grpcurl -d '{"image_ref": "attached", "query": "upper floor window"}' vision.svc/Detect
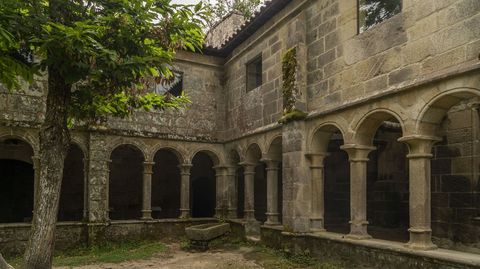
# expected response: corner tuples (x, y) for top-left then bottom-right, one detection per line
(358, 0), (402, 33)
(151, 71), (184, 97)
(246, 56), (262, 92)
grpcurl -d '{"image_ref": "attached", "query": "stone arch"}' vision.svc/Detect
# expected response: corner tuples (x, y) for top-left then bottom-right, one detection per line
(190, 151), (217, 218)
(0, 136), (35, 223)
(108, 138), (148, 162)
(353, 109), (406, 146)
(189, 148), (221, 166)
(415, 87), (480, 136)
(245, 143), (263, 163)
(108, 144), (145, 220)
(70, 138), (88, 159)
(0, 133), (37, 160)
(310, 122), (346, 153)
(266, 136), (282, 161)
(150, 145), (185, 164)
(59, 143), (85, 221)
(151, 148), (182, 219)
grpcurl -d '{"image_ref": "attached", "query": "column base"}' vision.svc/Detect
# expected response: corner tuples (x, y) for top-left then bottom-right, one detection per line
(265, 212), (280, 226)
(180, 209), (190, 219)
(310, 217), (326, 232)
(141, 210), (152, 220)
(405, 228), (437, 250)
(346, 220), (371, 240)
(227, 208), (238, 219)
(244, 210), (255, 221)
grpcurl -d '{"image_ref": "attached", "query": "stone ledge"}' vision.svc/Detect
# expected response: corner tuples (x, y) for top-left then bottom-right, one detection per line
(305, 232), (480, 268)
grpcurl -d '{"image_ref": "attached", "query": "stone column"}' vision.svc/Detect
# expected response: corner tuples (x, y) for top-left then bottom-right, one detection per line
(32, 156), (40, 213)
(241, 162), (256, 221)
(105, 160), (112, 221)
(341, 144), (375, 239)
(261, 159), (281, 226)
(399, 135), (440, 250)
(83, 158), (89, 220)
(225, 165), (238, 219)
(213, 166), (226, 218)
(306, 153), (328, 232)
(178, 164), (192, 218)
(141, 161), (154, 220)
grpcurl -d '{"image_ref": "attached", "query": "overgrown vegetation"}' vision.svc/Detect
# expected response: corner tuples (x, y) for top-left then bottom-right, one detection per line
(280, 47), (307, 124)
(5, 241), (168, 268)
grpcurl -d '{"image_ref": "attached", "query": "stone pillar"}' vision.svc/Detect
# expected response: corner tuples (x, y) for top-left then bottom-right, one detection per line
(241, 162), (256, 221)
(213, 166), (226, 218)
(399, 135), (440, 250)
(105, 160), (112, 221)
(32, 156), (40, 213)
(141, 161), (154, 220)
(178, 164), (192, 218)
(261, 159), (281, 226)
(306, 153), (328, 232)
(341, 144), (375, 239)
(83, 158), (89, 220)
(225, 165), (238, 219)
(282, 120), (311, 233)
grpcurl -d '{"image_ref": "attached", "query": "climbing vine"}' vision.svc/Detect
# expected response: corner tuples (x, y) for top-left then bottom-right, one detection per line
(279, 47), (307, 124)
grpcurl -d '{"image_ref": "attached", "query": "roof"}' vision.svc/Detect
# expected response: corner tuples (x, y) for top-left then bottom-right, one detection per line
(203, 0), (293, 57)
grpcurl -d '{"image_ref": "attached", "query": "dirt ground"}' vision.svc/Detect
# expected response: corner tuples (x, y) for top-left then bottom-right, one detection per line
(55, 245), (264, 269)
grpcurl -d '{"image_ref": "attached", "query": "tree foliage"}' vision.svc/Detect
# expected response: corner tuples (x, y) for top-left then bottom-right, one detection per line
(203, 0), (263, 27)
(1, 0), (209, 122)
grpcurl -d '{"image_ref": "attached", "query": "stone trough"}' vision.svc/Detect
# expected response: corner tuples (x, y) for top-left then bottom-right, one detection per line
(185, 223), (230, 251)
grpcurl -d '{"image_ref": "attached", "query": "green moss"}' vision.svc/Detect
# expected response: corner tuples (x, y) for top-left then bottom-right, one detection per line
(281, 47), (307, 123)
(278, 109), (308, 124)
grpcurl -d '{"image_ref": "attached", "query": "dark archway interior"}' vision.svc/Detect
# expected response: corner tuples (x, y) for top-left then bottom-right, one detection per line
(367, 121), (409, 242)
(0, 139), (34, 223)
(191, 152), (216, 218)
(109, 145), (144, 220)
(324, 132), (350, 233)
(236, 166), (245, 218)
(58, 144), (84, 222)
(152, 149), (181, 219)
(254, 163), (267, 222)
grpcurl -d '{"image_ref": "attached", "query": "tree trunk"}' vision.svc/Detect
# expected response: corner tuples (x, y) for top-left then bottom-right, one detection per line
(24, 68), (71, 269)
(0, 254), (14, 269)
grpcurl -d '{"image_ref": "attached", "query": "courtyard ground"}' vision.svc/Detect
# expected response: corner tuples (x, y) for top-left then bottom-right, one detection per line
(6, 237), (352, 269)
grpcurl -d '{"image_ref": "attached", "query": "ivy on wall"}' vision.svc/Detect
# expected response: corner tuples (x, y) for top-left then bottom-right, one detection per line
(279, 47), (307, 124)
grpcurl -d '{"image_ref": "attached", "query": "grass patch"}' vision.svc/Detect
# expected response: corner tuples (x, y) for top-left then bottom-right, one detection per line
(6, 240), (168, 268)
(208, 235), (345, 269)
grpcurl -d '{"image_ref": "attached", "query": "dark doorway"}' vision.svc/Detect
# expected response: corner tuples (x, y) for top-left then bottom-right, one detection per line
(254, 163), (267, 222)
(109, 145), (144, 220)
(324, 133), (350, 234)
(0, 160), (34, 223)
(191, 152), (216, 218)
(152, 149), (181, 219)
(367, 121), (409, 242)
(0, 138), (34, 223)
(58, 144), (85, 221)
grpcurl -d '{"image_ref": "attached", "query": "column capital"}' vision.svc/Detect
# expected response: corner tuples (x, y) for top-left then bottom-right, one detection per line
(239, 162), (256, 173)
(398, 135), (441, 157)
(143, 161), (155, 174)
(305, 152), (329, 167)
(213, 165), (227, 172)
(260, 158), (281, 170)
(340, 144), (376, 162)
(178, 163), (193, 175)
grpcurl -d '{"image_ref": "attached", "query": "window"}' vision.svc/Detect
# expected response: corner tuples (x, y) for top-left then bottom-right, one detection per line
(151, 71), (184, 97)
(246, 56), (263, 92)
(358, 0), (401, 33)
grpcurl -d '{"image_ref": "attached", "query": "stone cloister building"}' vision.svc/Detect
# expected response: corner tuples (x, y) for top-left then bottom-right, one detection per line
(1, 0), (480, 267)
